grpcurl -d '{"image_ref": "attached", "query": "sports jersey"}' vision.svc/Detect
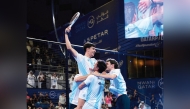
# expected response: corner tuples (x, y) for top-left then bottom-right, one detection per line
(82, 75), (105, 109)
(109, 69), (127, 96)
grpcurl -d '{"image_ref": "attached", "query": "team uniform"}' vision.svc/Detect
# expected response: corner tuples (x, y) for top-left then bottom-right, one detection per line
(69, 74), (82, 105)
(69, 53), (96, 108)
(82, 75), (105, 109)
(109, 69), (130, 109)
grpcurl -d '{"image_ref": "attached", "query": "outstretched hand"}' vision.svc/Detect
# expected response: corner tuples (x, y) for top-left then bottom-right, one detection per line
(65, 27), (71, 34)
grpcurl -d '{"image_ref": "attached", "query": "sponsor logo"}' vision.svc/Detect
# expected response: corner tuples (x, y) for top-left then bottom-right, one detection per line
(49, 91), (56, 98)
(96, 10), (109, 24)
(87, 16), (95, 28)
(137, 81), (155, 89)
(84, 29), (109, 43)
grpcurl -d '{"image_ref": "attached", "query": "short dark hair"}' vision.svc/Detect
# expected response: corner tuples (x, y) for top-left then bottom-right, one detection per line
(83, 42), (95, 52)
(106, 58), (119, 69)
(97, 60), (107, 73)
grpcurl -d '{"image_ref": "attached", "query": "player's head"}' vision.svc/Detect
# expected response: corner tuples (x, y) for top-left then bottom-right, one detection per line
(29, 70), (33, 75)
(83, 42), (96, 57)
(106, 58), (119, 71)
(93, 60), (107, 73)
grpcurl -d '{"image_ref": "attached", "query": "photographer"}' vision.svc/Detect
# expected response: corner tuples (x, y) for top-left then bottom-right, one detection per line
(51, 72), (58, 89)
(37, 71), (44, 88)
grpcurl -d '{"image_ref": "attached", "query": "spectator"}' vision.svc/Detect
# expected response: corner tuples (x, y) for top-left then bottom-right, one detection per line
(38, 93), (44, 103)
(51, 73), (58, 89)
(102, 104), (108, 109)
(48, 101), (55, 109)
(27, 98), (36, 109)
(133, 106), (138, 109)
(29, 40), (33, 47)
(44, 93), (50, 104)
(27, 71), (36, 88)
(41, 74), (46, 89)
(105, 92), (113, 109)
(58, 74), (64, 81)
(26, 42), (31, 53)
(68, 58), (72, 72)
(150, 94), (156, 109)
(57, 64), (63, 73)
(104, 85), (109, 93)
(32, 58), (36, 69)
(68, 74), (74, 90)
(36, 57), (42, 70)
(45, 54), (50, 65)
(132, 89), (139, 107)
(139, 101), (147, 109)
(32, 93), (38, 103)
(26, 92), (30, 108)
(55, 102), (64, 109)
(59, 93), (66, 108)
(137, 96), (141, 106)
(36, 45), (40, 58)
(50, 54), (57, 66)
(37, 71), (44, 88)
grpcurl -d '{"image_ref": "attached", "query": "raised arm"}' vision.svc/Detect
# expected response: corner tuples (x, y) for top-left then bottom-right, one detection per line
(65, 26), (78, 57)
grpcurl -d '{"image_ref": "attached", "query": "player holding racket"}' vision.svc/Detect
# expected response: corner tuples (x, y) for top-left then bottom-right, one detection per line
(65, 26), (97, 109)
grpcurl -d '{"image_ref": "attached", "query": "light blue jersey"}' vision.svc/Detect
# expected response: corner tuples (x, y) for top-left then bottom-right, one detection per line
(74, 53), (97, 76)
(109, 69), (127, 96)
(69, 74), (82, 105)
(82, 75), (105, 109)
(70, 53), (97, 104)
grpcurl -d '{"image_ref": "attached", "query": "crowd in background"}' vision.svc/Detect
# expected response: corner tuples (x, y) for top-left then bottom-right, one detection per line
(27, 92), (66, 109)
(26, 40), (65, 69)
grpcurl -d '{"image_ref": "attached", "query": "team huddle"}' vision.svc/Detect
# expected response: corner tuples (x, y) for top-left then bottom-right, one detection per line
(65, 27), (130, 109)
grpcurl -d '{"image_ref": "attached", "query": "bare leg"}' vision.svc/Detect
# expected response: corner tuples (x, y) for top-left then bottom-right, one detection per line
(74, 98), (85, 109)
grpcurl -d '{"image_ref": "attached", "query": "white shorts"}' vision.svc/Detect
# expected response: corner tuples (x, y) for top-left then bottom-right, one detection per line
(78, 87), (88, 100)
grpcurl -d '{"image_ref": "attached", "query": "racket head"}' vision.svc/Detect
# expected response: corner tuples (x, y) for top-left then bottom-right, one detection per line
(69, 12), (80, 28)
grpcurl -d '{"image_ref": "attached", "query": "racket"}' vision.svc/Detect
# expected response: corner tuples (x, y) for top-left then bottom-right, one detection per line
(68, 12), (80, 28)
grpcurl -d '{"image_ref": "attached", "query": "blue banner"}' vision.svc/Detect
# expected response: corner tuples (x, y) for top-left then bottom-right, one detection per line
(27, 88), (66, 102)
(69, 0), (119, 58)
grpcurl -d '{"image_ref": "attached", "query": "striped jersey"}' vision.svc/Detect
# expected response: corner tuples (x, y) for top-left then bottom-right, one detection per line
(70, 53), (97, 104)
(82, 75), (105, 109)
(109, 69), (127, 96)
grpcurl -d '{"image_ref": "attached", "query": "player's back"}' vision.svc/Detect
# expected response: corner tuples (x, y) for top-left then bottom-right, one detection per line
(85, 75), (105, 109)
